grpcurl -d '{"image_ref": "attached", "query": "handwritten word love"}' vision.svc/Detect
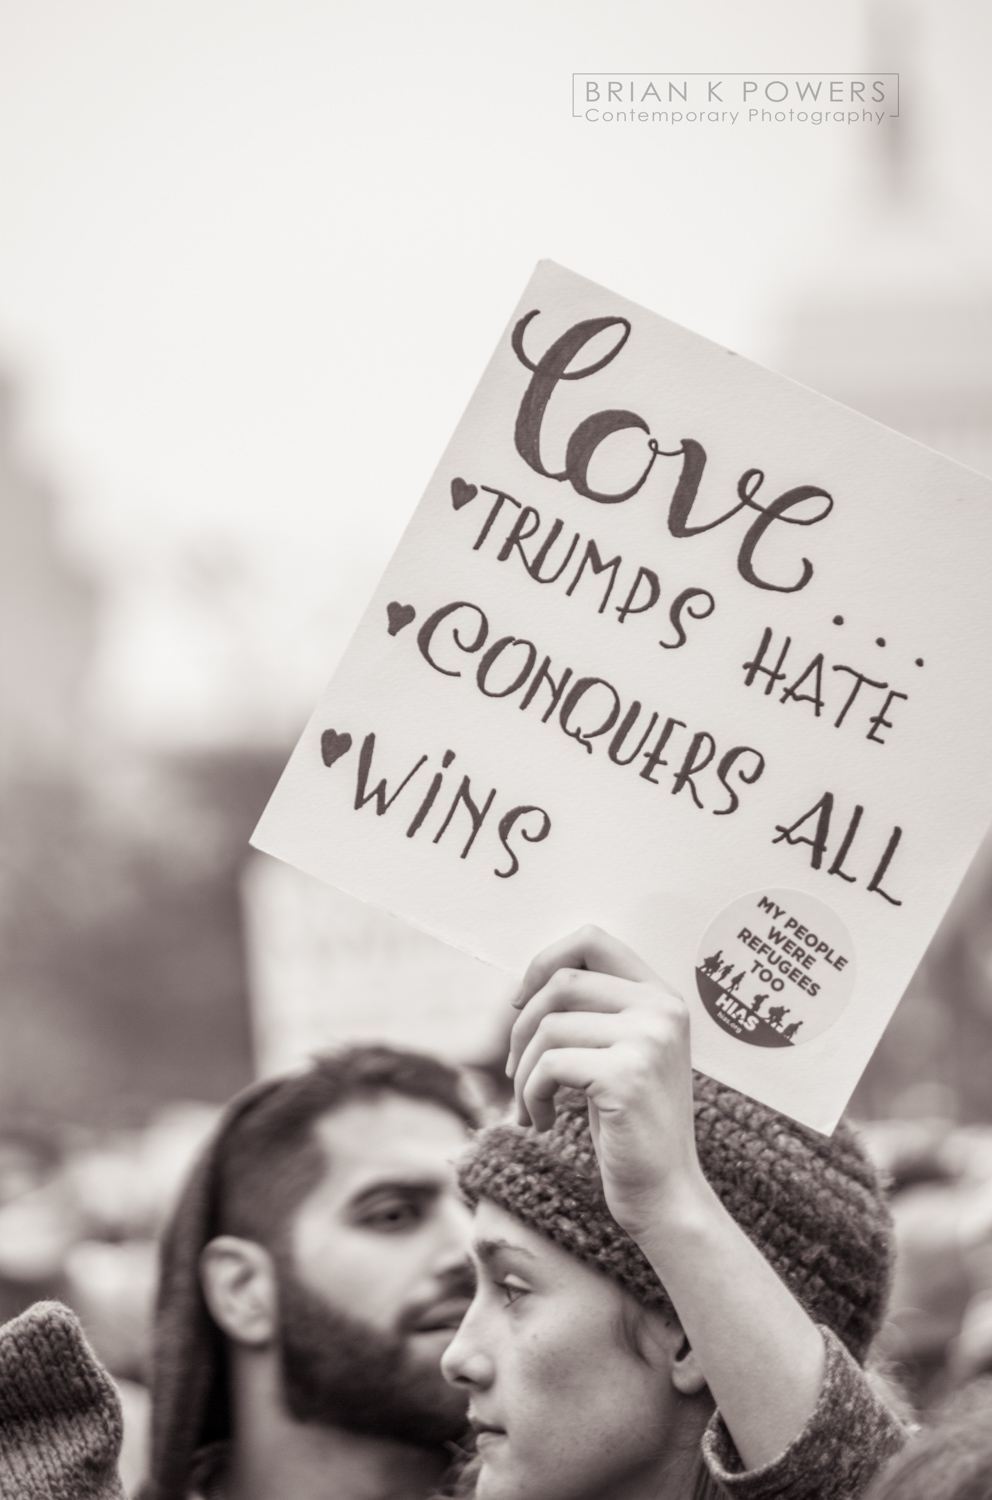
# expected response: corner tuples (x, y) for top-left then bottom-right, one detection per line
(512, 311), (834, 594)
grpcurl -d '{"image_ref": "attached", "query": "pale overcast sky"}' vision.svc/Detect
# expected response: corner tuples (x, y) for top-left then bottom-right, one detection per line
(0, 0), (988, 744)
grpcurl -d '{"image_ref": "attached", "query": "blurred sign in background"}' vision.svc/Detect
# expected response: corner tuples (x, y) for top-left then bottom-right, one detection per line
(0, 0), (991, 1488)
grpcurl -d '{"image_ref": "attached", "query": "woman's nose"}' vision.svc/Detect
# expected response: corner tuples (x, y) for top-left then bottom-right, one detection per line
(441, 1302), (495, 1390)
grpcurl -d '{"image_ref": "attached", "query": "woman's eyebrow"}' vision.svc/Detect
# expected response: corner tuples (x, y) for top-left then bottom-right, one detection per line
(474, 1236), (537, 1264)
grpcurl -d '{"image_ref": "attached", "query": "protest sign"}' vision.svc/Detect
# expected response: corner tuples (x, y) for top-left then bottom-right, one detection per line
(252, 260), (992, 1132)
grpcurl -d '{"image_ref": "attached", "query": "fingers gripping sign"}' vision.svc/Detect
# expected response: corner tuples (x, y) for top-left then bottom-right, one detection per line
(506, 926), (706, 1240)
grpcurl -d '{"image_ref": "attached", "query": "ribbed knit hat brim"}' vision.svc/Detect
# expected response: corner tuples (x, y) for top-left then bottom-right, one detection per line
(459, 1074), (893, 1364)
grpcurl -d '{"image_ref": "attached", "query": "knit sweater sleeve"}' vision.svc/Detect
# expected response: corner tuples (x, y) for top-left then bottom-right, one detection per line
(0, 1300), (126, 1500)
(700, 1327), (908, 1500)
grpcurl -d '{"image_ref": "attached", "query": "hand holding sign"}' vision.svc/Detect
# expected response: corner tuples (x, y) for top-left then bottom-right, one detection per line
(506, 925), (699, 1237)
(252, 260), (992, 1131)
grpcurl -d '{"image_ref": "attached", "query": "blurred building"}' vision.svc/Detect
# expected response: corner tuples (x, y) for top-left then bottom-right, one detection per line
(776, 91), (992, 478)
(773, 14), (992, 1122)
(0, 375), (97, 781)
(0, 373), (265, 1135)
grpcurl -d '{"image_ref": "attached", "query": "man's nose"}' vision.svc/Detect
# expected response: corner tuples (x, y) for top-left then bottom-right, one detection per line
(441, 1297), (494, 1389)
(432, 1190), (474, 1275)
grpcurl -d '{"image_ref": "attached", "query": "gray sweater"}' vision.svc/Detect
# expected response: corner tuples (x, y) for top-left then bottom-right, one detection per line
(703, 1327), (908, 1499)
(0, 1301), (126, 1500)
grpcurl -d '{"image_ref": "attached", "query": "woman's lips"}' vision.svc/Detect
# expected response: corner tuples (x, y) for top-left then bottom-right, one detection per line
(475, 1431), (506, 1451)
(470, 1417), (507, 1448)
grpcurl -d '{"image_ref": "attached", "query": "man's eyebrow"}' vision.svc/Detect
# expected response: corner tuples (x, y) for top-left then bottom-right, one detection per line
(348, 1179), (442, 1208)
(474, 1236), (538, 1264)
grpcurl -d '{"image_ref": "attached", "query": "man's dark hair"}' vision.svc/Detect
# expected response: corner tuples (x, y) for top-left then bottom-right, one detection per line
(144, 1044), (478, 1500)
(214, 1044), (478, 1250)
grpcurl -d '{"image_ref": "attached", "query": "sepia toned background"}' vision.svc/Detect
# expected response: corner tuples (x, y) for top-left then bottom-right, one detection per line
(1, 0), (991, 1489)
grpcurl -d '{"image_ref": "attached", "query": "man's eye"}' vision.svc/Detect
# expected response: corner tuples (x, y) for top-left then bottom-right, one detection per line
(359, 1199), (422, 1231)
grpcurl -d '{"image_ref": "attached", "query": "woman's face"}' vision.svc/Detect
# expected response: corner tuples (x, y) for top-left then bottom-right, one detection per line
(441, 1200), (687, 1500)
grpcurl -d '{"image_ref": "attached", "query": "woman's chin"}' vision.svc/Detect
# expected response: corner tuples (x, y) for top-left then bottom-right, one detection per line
(474, 1448), (515, 1500)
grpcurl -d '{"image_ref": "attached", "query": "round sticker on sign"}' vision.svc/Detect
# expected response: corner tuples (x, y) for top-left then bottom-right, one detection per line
(695, 889), (855, 1048)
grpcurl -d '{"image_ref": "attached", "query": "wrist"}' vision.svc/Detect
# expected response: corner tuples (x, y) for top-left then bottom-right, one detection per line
(624, 1170), (726, 1268)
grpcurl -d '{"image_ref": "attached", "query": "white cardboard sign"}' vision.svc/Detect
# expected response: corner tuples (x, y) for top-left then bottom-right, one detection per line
(252, 260), (992, 1132)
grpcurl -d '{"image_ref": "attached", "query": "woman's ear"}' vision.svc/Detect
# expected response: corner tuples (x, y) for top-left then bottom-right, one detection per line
(670, 1333), (708, 1396)
(200, 1236), (279, 1347)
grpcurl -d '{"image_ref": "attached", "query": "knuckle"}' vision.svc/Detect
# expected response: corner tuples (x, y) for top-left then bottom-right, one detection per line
(649, 988), (689, 1029)
(608, 1037), (645, 1075)
(528, 1048), (551, 1080)
(624, 1048), (655, 1085)
(639, 1017), (670, 1050)
(550, 967), (581, 998)
(600, 1050), (626, 1086)
(535, 1012), (564, 1043)
(619, 1009), (667, 1047)
(652, 982), (684, 1011)
(665, 996), (691, 1035)
(642, 1008), (672, 1044)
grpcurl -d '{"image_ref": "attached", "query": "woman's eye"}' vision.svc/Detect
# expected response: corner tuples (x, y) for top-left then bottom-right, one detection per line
(497, 1275), (530, 1306)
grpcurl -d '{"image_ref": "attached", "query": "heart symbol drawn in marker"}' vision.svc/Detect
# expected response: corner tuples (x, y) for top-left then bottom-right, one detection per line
(320, 729), (353, 768)
(386, 602), (416, 636)
(450, 477), (478, 510)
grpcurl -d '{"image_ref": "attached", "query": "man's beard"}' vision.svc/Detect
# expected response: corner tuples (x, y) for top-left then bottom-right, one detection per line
(275, 1259), (470, 1447)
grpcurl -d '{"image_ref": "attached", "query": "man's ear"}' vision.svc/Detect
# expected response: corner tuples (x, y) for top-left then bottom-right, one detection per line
(670, 1333), (708, 1397)
(199, 1236), (279, 1347)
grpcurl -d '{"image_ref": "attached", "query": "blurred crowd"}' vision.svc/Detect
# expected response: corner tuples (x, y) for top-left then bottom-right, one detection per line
(862, 1117), (992, 1402)
(0, 1102), (219, 1490)
(1, 1062), (992, 1494)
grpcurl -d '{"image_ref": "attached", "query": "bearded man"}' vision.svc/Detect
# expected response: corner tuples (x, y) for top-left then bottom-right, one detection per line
(143, 1045), (478, 1500)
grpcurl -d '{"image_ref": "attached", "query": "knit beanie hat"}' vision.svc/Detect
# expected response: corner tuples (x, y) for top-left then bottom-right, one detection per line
(0, 1301), (126, 1500)
(459, 1075), (893, 1365)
